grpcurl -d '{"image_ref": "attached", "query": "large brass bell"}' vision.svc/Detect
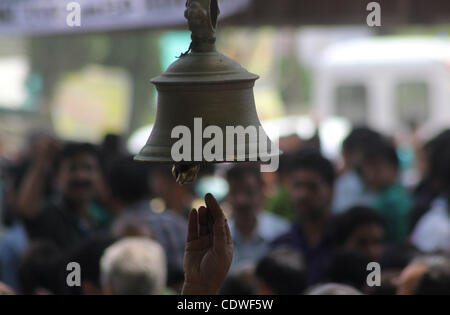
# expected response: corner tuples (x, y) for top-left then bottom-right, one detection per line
(135, 0), (279, 184)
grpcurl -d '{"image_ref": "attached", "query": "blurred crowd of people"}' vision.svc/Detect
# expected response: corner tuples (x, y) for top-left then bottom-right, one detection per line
(0, 126), (449, 295)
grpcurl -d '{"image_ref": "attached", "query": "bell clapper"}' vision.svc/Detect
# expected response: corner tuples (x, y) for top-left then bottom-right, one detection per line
(172, 163), (201, 185)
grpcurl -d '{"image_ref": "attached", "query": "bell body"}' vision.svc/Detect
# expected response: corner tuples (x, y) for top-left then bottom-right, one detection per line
(135, 0), (279, 165)
(135, 51), (279, 163)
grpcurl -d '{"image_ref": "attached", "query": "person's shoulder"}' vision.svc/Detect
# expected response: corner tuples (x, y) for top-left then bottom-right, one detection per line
(411, 198), (450, 252)
(259, 211), (290, 241)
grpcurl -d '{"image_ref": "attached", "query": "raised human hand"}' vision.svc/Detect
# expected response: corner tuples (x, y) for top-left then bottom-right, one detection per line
(182, 193), (233, 295)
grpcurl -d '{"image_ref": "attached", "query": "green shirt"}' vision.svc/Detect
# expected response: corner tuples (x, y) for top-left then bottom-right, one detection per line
(265, 185), (295, 222)
(373, 182), (412, 242)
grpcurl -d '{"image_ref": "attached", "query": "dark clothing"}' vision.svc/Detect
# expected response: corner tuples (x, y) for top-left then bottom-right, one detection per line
(271, 220), (335, 285)
(23, 197), (111, 252)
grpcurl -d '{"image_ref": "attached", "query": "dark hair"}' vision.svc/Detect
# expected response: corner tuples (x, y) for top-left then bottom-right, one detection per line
(334, 206), (386, 246)
(65, 234), (117, 295)
(363, 138), (399, 169)
(343, 127), (382, 156)
(54, 142), (99, 171)
(255, 247), (307, 295)
(427, 134), (450, 194)
(219, 275), (257, 295)
(18, 241), (64, 295)
(107, 156), (152, 204)
(289, 150), (336, 187)
(225, 163), (263, 186)
(326, 249), (372, 291)
(414, 263), (450, 295)
(380, 241), (420, 271)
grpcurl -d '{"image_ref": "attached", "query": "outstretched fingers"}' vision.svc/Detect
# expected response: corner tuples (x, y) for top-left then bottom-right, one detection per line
(205, 193), (225, 222)
(205, 194), (231, 249)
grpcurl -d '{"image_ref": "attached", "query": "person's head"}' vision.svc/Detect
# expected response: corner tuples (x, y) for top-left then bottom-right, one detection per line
(18, 241), (64, 295)
(361, 139), (399, 190)
(255, 247), (307, 295)
(107, 156), (151, 207)
(287, 150), (335, 221)
(306, 283), (362, 295)
(226, 164), (264, 218)
(342, 127), (382, 170)
(220, 263), (258, 295)
(334, 206), (386, 260)
(220, 275), (257, 295)
(369, 242), (420, 295)
(54, 142), (101, 204)
(278, 134), (303, 154)
(100, 238), (167, 295)
(67, 235), (117, 295)
(380, 242), (420, 272)
(326, 249), (372, 291)
(414, 262), (450, 295)
(111, 215), (154, 239)
(100, 134), (125, 158)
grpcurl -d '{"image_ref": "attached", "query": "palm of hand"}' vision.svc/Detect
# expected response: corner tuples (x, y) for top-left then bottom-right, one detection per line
(184, 235), (232, 290)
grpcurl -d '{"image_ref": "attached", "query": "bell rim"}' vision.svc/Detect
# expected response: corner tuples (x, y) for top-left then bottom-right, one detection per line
(151, 74), (259, 85)
(134, 151), (282, 164)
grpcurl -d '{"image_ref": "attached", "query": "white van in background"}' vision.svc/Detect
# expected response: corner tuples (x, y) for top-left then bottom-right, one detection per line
(313, 38), (450, 140)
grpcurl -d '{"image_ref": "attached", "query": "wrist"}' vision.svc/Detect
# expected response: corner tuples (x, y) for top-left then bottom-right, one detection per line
(181, 282), (218, 295)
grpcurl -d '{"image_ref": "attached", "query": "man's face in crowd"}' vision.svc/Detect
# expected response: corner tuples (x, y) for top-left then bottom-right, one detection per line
(228, 176), (264, 218)
(344, 149), (364, 170)
(288, 169), (332, 221)
(345, 223), (385, 261)
(56, 153), (100, 203)
(361, 159), (398, 191)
